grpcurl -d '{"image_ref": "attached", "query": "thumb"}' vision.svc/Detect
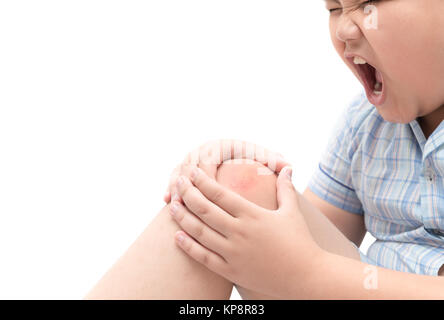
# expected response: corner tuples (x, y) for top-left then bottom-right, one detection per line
(275, 153), (292, 174)
(276, 166), (299, 211)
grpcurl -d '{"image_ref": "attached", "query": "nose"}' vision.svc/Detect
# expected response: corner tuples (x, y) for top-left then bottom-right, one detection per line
(335, 14), (361, 42)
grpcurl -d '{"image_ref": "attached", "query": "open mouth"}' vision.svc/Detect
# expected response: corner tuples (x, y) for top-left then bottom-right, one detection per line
(347, 56), (386, 106)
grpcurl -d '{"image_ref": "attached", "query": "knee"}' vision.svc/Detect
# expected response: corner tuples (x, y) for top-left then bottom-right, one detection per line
(216, 159), (278, 210)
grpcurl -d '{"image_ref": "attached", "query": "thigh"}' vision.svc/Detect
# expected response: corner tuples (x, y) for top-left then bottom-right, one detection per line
(216, 160), (361, 299)
(85, 204), (233, 299)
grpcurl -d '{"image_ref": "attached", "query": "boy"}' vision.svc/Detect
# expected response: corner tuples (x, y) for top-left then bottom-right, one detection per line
(86, 0), (444, 299)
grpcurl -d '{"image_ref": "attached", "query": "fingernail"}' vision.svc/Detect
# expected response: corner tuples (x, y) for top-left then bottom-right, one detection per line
(172, 193), (180, 202)
(177, 233), (185, 243)
(177, 176), (184, 188)
(285, 167), (293, 180)
(190, 167), (199, 182)
(164, 191), (170, 201)
(170, 201), (179, 216)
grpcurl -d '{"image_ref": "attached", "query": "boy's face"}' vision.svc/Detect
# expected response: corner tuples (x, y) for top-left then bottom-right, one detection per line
(326, 0), (444, 125)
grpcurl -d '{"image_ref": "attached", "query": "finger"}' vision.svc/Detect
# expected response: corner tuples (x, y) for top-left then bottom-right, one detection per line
(167, 164), (184, 204)
(175, 175), (236, 236)
(169, 201), (229, 254)
(196, 140), (273, 174)
(188, 140), (291, 182)
(175, 230), (229, 278)
(165, 164), (180, 202)
(197, 163), (218, 181)
(275, 166), (300, 212)
(255, 149), (291, 176)
(196, 140), (222, 180)
(222, 140), (291, 175)
(179, 166), (264, 218)
(274, 153), (292, 174)
(163, 191), (171, 203)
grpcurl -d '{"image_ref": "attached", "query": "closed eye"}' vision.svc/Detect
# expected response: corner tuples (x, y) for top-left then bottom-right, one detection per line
(326, 0), (381, 14)
(324, 0), (342, 13)
(328, 7), (342, 13)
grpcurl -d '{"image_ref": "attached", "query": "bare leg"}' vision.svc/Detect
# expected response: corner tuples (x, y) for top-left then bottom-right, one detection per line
(85, 159), (361, 299)
(84, 202), (233, 299)
(215, 160), (361, 299)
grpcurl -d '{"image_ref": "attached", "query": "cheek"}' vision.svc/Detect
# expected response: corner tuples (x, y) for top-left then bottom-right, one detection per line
(370, 14), (428, 88)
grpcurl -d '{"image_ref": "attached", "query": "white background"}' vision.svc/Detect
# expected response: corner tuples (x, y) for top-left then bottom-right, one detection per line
(0, 1), (374, 299)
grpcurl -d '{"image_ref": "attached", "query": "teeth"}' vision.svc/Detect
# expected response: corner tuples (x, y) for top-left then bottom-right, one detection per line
(353, 56), (367, 64)
(374, 82), (382, 95)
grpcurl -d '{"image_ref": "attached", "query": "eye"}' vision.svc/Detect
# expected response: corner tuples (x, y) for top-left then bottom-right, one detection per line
(328, 8), (342, 13)
(360, 0), (379, 8)
(325, 0), (342, 14)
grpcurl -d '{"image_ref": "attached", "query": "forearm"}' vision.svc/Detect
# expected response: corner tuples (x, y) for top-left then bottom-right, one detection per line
(291, 251), (444, 299)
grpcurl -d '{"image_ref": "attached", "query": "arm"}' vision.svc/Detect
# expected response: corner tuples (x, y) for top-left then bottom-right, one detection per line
(300, 252), (444, 299)
(169, 165), (444, 299)
(299, 190), (444, 299)
(302, 187), (367, 247)
(299, 191), (444, 298)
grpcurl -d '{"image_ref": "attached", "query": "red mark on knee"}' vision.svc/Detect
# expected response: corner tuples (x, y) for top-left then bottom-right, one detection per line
(228, 176), (256, 191)
(226, 169), (258, 191)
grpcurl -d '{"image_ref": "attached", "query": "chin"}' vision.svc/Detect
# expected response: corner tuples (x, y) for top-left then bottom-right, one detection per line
(376, 107), (414, 124)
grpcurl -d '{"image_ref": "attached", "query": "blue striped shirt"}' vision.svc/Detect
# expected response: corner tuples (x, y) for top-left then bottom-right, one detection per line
(308, 91), (444, 276)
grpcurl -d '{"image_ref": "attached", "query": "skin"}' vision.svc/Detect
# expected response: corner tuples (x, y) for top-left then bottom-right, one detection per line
(170, 1), (444, 297)
(87, 1), (444, 298)
(329, 0), (444, 276)
(85, 159), (363, 299)
(173, 163), (444, 298)
(327, 0), (444, 137)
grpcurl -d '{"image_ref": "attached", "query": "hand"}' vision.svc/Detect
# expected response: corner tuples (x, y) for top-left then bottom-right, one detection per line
(168, 165), (324, 299)
(163, 139), (290, 204)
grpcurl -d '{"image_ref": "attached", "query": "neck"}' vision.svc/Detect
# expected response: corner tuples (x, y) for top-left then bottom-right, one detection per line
(417, 104), (444, 140)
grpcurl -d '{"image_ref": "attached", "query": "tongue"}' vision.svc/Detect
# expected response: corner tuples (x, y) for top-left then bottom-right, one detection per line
(375, 68), (383, 83)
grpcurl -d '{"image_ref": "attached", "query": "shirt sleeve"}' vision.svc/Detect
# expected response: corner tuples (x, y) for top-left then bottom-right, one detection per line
(307, 92), (369, 215)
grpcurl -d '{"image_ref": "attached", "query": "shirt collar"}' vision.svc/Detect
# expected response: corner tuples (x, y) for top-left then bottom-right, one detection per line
(409, 119), (444, 160)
